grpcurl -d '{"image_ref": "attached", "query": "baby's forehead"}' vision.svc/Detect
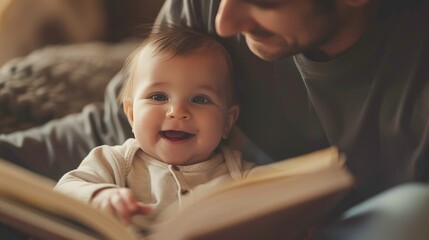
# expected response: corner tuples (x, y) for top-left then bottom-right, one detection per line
(133, 47), (234, 96)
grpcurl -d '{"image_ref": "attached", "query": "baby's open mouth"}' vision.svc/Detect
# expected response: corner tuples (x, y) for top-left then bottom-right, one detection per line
(160, 130), (194, 141)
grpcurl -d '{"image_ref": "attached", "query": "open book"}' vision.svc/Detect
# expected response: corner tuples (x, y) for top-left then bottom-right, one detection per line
(0, 147), (354, 240)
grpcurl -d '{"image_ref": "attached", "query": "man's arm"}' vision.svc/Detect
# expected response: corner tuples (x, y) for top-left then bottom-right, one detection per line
(0, 73), (132, 180)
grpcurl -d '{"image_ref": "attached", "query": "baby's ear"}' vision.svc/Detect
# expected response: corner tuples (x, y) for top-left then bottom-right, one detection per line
(122, 100), (134, 126)
(223, 105), (240, 139)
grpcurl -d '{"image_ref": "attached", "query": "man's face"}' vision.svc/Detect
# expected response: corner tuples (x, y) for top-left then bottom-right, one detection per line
(215, 0), (340, 61)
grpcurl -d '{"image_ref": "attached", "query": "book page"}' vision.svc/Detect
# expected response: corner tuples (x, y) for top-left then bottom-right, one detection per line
(0, 198), (99, 240)
(0, 160), (138, 240)
(151, 147), (354, 240)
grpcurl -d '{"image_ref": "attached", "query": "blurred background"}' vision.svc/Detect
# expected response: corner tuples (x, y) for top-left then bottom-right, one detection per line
(0, 0), (165, 133)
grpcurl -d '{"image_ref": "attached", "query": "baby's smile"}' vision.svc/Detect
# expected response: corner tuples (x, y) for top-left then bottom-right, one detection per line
(160, 130), (194, 141)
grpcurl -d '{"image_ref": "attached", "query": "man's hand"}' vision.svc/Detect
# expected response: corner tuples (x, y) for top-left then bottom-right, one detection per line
(91, 187), (151, 226)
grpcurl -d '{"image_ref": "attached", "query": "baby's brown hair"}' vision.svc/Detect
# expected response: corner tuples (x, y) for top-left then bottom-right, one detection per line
(118, 26), (235, 105)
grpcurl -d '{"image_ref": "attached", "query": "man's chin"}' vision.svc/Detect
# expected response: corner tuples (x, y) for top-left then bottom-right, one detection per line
(246, 40), (290, 61)
(249, 46), (283, 61)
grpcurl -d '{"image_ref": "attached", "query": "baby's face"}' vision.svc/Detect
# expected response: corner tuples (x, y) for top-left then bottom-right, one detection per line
(125, 50), (238, 165)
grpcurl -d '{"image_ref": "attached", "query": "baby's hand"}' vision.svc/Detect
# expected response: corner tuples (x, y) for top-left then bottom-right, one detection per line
(91, 187), (151, 226)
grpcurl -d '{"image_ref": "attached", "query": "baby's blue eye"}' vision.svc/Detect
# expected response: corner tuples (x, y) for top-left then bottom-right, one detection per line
(150, 93), (168, 101)
(192, 95), (211, 104)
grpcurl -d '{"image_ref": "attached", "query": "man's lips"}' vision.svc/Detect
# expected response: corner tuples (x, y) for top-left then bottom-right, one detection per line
(160, 130), (194, 141)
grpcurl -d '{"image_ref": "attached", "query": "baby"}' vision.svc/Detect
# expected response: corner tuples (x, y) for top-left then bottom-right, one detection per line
(54, 26), (255, 226)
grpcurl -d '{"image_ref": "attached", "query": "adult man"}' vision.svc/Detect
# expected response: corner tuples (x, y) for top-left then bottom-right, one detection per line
(1, 0), (428, 239)
(155, 1), (429, 238)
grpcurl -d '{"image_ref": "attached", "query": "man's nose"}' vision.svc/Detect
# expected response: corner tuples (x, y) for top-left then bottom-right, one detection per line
(215, 0), (257, 37)
(166, 104), (191, 120)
